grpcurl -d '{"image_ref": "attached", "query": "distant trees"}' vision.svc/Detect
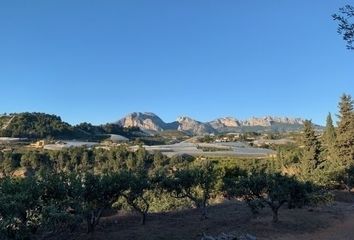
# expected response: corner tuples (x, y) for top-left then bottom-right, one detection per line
(75, 122), (99, 135)
(100, 123), (140, 136)
(0, 151), (21, 176)
(20, 151), (50, 172)
(275, 143), (302, 171)
(333, 5), (354, 50)
(197, 135), (215, 143)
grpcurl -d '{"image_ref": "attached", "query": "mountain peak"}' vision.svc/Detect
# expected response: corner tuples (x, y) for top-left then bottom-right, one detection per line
(175, 116), (214, 135)
(210, 117), (241, 128)
(117, 113), (308, 135)
(117, 112), (166, 132)
(176, 116), (197, 123)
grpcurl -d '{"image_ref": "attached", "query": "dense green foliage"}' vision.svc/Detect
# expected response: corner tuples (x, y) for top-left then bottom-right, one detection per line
(223, 170), (322, 223)
(322, 113), (336, 162)
(275, 143), (302, 169)
(0, 177), (42, 239)
(160, 160), (219, 219)
(300, 120), (323, 182)
(335, 94), (354, 167)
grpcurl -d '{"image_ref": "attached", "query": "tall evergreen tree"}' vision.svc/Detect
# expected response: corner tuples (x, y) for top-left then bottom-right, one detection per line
(335, 94), (354, 167)
(301, 120), (322, 181)
(322, 113), (337, 161)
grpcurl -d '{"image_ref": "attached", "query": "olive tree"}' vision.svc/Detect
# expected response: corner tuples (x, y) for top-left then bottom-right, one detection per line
(81, 172), (128, 233)
(39, 172), (83, 234)
(162, 160), (219, 219)
(119, 171), (151, 225)
(223, 170), (318, 223)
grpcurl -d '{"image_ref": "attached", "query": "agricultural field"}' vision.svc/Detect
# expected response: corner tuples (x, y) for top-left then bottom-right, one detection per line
(131, 141), (275, 158)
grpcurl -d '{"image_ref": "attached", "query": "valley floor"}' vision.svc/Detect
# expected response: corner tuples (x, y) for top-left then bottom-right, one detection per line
(47, 191), (354, 240)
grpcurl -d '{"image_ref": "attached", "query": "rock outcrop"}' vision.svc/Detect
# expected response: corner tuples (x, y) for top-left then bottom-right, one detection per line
(209, 117), (241, 129)
(241, 116), (304, 127)
(117, 112), (308, 135)
(117, 112), (167, 132)
(177, 116), (215, 135)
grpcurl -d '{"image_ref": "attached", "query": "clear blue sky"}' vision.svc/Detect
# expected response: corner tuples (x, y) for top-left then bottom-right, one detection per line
(1, 0), (353, 125)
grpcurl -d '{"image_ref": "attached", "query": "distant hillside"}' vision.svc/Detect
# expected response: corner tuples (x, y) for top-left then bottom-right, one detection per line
(0, 113), (140, 140)
(0, 113), (80, 139)
(117, 112), (319, 135)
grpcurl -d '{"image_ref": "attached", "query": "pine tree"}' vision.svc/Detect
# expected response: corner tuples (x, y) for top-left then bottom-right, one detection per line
(301, 120), (322, 181)
(322, 113), (336, 161)
(335, 94), (354, 167)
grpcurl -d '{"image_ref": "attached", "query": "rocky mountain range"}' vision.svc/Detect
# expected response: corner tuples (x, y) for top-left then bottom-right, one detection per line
(117, 112), (307, 135)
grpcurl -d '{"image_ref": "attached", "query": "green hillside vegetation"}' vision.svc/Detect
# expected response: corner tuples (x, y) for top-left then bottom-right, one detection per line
(0, 113), (78, 139)
(0, 113), (140, 140)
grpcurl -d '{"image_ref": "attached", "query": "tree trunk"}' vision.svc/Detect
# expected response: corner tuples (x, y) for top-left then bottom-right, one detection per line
(87, 212), (95, 233)
(345, 184), (352, 193)
(272, 208), (279, 223)
(200, 205), (208, 220)
(86, 209), (103, 233)
(87, 222), (95, 233)
(141, 212), (146, 225)
(95, 208), (103, 226)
